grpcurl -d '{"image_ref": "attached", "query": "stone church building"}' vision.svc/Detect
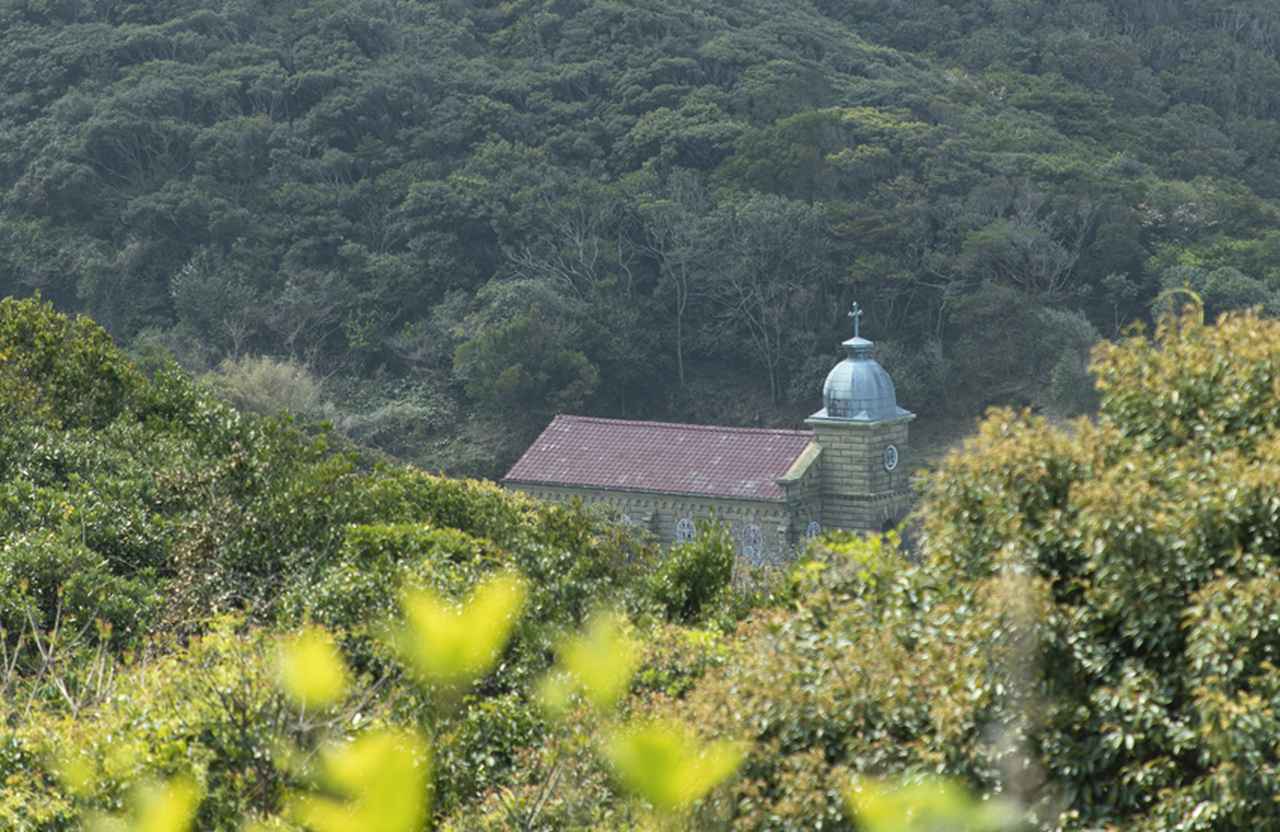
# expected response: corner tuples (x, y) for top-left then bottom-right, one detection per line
(502, 306), (915, 564)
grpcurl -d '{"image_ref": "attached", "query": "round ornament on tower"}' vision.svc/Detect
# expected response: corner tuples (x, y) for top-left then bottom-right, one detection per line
(883, 443), (899, 472)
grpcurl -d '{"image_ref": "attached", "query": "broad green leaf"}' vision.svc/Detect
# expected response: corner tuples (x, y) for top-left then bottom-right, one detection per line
(603, 719), (746, 812)
(846, 777), (1017, 832)
(58, 753), (97, 797)
(392, 572), (527, 688)
(89, 777), (203, 832)
(288, 729), (430, 832)
(277, 626), (350, 709)
(539, 610), (639, 717)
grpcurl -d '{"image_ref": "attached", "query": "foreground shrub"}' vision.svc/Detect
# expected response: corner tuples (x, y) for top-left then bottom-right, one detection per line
(0, 300), (673, 828)
(675, 310), (1280, 830)
(0, 531), (153, 647)
(3, 621), (308, 830)
(0, 296), (143, 433)
(649, 519), (735, 623)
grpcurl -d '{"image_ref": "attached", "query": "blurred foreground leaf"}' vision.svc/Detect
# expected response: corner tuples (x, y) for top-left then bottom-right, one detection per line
(392, 572), (527, 689)
(603, 719), (746, 812)
(538, 610), (639, 716)
(277, 626), (350, 709)
(287, 729), (430, 832)
(846, 777), (1017, 832)
(88, 777), (202, 832)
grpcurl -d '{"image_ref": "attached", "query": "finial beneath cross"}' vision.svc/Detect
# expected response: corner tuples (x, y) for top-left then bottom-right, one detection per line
(848, 301), (863, 339)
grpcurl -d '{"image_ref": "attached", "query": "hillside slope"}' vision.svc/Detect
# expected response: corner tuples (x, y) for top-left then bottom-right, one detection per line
(3, 0), (1280, 472)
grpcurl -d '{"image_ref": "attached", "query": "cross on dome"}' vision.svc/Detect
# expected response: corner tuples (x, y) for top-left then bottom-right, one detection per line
(817, 300), (914, 422)
(848, 301), (863, 339)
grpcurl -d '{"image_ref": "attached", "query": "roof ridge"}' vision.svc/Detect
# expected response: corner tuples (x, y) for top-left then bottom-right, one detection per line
(553, 414), (814, 438)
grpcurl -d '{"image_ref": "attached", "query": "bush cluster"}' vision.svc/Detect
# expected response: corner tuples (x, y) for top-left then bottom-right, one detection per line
(11, 298), (1280, 830)
(667, 309), (1280, 830)
(0, 298), (663, 827)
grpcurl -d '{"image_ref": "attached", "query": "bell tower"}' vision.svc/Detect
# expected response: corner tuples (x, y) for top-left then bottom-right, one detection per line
(805, 303), (915, 532)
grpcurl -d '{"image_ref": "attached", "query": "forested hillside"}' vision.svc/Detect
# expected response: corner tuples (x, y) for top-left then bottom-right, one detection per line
(4, 0), (1280, 472)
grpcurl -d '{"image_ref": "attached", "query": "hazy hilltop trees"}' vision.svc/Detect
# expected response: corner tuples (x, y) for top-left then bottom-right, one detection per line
(3, 0), (1280, 472)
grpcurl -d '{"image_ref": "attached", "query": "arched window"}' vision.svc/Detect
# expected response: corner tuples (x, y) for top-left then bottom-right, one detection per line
(741, 523), (764, 563)
(674, 517), (695, 544)
(620, 514), (633, 526)
(805, 520), (821, 540)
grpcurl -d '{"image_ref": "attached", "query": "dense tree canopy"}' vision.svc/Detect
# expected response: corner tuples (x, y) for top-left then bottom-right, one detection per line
(0, 297), (662, 827)
(4, 0), (1280, 471)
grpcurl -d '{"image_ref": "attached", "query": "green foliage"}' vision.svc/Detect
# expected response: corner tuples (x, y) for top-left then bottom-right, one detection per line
(88, 777), (202, 832)
(534, 606), (746, 825)
(9, 0), (1280, 461)
(281, 523), (503, 656)
(286, 730), (430, 832)
(947, 283), (1101, 414)
(453, 310), (600, 434)
(649, 519), (735, 623)
(277, 627), (350, 711)
(918, 309), (1280, 827)
(0, 300), (670, 828)
(657, 311), (1280, 829)
(0, 296), (143, 431)
(393, 573), (528, 691)
(5, 621), (295, 830)
(13, 22), (1280, 809)
(679, 534), (960, 831)
(0, 531), (152, 645)
(539, 611), (640, 717)
(201, 355), (326, 420)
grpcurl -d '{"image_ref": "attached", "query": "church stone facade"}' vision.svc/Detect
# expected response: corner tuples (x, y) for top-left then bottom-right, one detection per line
(503, 307), (915, 564)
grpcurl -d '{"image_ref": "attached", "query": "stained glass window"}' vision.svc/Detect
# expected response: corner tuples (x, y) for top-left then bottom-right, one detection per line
(742, 523), (764, 562)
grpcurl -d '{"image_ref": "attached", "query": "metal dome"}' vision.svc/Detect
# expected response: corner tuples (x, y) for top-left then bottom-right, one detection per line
(812, 303), (914, 423)
(820, 337), (912, 421)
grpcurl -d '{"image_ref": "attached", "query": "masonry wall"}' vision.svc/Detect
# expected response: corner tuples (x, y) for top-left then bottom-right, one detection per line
(807, 418), (913, 532)
(506, 484), (807, 564)
(779, 452), (824, 544)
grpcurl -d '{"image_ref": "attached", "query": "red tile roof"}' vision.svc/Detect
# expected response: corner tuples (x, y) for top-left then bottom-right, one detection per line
(503, 415), (815, 502)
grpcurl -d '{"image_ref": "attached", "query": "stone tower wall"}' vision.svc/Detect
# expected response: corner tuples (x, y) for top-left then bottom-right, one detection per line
(808, 418), (913, 532)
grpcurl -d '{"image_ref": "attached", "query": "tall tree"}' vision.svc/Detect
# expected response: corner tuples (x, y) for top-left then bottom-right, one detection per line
(634, 169), (711, 387)
(706, 194), (831, 403)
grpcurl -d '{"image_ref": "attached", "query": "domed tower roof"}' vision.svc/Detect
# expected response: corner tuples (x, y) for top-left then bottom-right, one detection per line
(812, 303), (914, 423)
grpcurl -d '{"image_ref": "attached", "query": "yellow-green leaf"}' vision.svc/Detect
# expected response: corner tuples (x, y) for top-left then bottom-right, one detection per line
(287, 729), (430, 832)
(540, 610), (639, 717)
(58, 753), (97, 797)
(603, 719), (746, 812)
(89, 777), (203, 832)
(392, 572), (527, 688)
(277, 626), (350, 709)
(846, 777), (1017, 832)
